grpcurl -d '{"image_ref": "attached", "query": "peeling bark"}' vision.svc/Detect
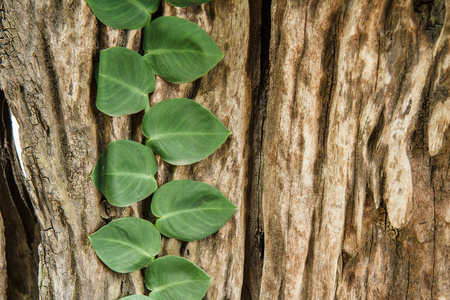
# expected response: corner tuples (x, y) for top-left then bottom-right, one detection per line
(0, 0), (449, 299)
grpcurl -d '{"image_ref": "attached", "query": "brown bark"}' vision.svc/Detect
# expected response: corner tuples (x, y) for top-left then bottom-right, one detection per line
(0, 0), (449, 299)
(250, 1), (450, 299)
(151, 3), (251, 300)
(0, 1), (146, 299)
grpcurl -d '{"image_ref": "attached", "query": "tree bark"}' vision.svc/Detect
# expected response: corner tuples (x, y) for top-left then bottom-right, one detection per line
(0, 0), (449, 300)
(0, 1), (146, 298)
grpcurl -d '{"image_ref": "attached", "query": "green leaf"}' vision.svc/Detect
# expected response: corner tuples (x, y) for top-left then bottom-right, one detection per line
(96, 47), (155, 117)
(142, 98), (230, 165)
(120, 295), (151, 300)
(152, 180), (236, 241)
(86, 0), (160, 29)
(143, 16), (224, 83)
(145, 256), (211, 300)
(90, 140), (158, 207)
(165, 0), (211, 7)
(89, 217), (161, 273)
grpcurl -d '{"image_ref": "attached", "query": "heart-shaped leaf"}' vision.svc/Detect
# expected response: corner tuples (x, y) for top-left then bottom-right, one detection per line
(96, 47), (155, 117)
(152, 180), (236, 241)
(89, 217), (161, 273)
(120, 295), (151, 300)
(145, 256), (211, 300)
(86, 0), (160, 29)
(143, 16), (224, 83)
(142, 98), (230, 165)
(90, 140), (158, 207)
(165, 0), (211, 7)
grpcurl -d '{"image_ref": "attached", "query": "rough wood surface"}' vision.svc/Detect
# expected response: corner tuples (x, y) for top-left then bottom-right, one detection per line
(0, 1), (146, 299)
(150, 2), (251, 299)
(0, 0), (449, 299)
(252, 0), (450, 299)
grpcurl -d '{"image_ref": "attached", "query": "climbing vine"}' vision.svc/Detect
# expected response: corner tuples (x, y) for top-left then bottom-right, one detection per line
(85, 0), (235, 299)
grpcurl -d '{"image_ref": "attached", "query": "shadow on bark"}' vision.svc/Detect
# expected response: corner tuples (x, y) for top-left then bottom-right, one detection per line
(0, 90), (40, 299)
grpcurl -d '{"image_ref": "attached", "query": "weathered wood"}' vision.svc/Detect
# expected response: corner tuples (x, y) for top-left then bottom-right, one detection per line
(0, 1), (146, 299)
(0, 0), (449, 299)
(153, 2), (251, 299)
(254, 0), (450, 299)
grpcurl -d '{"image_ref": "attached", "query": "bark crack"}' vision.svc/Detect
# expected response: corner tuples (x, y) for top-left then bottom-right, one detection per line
(0, 90), (39, 299)
(242, 0), (271, 298)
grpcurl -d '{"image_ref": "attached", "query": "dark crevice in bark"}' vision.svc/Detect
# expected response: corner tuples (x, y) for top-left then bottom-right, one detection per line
(179, 241), (189, 257)
(389, 239), (407, 299)
(41, 31), (73, 188)
(405, 255), (411, 298)
(367, 107), (385, 160)
(377, 154), (387, 218)
(409, 41), (444, 299)
(40, 29), (87, 297)
(185, 77), (203, 101)
(242, 0), (271, 299)
(152, 3), (164, 20)
(0, 91), (40, 299)
(364, 225), (375, 300)
(1, 105), (36, 248)
(302, 210), (316, 300)
(316, 10), (340, 234)
(431, 182), (437, 299)
(224, 255), (234, 299)
(413, 0), (445, 42)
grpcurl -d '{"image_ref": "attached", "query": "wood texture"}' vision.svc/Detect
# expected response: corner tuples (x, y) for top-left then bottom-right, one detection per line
(0, 0), (449, 299)
(253, 0), (450, 299)
(150, 3), (251, 299)
(0, 1), (146, 299)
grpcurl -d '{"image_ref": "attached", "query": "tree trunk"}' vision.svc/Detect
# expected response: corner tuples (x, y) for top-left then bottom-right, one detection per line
(0, 0), (449, 299)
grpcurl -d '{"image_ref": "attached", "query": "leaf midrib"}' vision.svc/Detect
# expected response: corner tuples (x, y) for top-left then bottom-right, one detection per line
(145, 48), (219, 58)
(157, 206), (230, 220)
(98, 172), (154, 179)
(151, 279), (208, 292)
(99, 73), (146, 95)
(149, 131), (227, 141)
(96, 237), (153, 258)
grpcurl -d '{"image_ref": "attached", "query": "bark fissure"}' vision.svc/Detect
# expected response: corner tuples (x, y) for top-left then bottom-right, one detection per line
(242, 0), (271, 298)
(0, 91), (39, 299)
